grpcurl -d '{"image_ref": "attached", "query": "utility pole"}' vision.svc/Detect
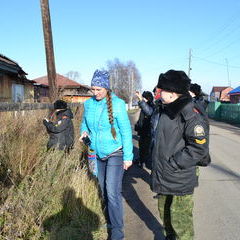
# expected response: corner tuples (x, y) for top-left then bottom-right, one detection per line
(40, 0), (57, 102)
(188, 48), (192, 78)
(225, 58), (231, 87)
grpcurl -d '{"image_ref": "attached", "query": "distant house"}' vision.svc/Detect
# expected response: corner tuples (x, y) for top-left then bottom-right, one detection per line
(210, 86), (233, 102)
(33, 74), (92, 102)
(228, 86), (240, 104)
(0, 54), (35, 103)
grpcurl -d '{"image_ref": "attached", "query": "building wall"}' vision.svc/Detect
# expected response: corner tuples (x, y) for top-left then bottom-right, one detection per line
(230, 95), (240, 104)
(63, 95), (91, 103)
(0, 74), (34, 102)
(220, 87), (233, 102)
(0, 75), (12, 102)
(24, 84), (35, 102)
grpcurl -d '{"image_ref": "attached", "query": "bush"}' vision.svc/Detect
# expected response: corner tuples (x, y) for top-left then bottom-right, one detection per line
(0, 109), (107, 240)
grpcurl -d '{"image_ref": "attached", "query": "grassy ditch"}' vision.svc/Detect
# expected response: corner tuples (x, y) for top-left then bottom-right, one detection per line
(0, 109), (107, 240)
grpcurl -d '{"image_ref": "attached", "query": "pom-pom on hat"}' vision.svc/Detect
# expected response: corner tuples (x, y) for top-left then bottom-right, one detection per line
(91, 70), (110, 89)
(54, 100), (68, 110)
(157, 70), (191, 94)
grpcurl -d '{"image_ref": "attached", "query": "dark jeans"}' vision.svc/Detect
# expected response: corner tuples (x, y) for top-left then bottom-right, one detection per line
(97, 155), (124, 240)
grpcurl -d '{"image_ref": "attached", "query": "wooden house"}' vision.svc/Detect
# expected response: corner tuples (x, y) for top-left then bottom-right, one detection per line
(33, 74), (92, 102)
(0, 54), (35, 102)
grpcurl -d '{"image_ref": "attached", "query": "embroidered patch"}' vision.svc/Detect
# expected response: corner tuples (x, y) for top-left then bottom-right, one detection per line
(194, 125), (205, 137)
(195, 138), (206, 144)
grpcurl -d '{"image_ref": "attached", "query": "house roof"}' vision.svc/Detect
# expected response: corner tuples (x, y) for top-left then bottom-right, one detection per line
(33, 74), (90, 89)
(0, 54), (27, 75)
(211, 86), (229, 92)
(228, 86), (240, 95)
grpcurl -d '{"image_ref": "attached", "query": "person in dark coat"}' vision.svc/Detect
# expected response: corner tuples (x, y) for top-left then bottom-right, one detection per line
(151, 70), (209, 240)
(189, 83), (209, 115)
(43, 100), (74, 152)
(135, 88), (162, 170)
(135, 91), (154, 168)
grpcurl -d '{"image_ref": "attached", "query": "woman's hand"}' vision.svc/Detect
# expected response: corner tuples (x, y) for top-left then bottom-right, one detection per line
(79, 131), (89, 142)
(123, 161), (133, 170)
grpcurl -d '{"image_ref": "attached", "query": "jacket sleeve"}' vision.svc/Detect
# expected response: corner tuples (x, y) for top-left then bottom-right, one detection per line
(80, 103), (89, 134)
(138, 101), (154, 116)
(43, 118), (70, 133)
(116, 101), (133, 161)
(170, 116), (209, 169)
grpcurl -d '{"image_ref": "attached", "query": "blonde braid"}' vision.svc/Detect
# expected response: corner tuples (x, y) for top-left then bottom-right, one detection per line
(106, 91), (117, 139)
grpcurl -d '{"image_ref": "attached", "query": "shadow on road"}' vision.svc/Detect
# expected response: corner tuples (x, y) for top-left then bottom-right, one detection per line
(210, 119), (240, 136)
(123, 145), (165, 240)
(210, 163), (240, 180)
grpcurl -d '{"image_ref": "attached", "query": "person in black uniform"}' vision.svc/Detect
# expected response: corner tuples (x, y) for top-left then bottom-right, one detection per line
(135, 91), (154, 168)
(151, 70), (210, 240)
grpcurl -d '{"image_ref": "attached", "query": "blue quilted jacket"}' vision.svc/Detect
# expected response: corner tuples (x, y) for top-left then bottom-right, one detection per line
(80, 93), (133, 161)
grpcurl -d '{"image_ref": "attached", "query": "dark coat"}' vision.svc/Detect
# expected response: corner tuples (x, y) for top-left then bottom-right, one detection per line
(193, 96), (209, 115)
(151, 95), (209, 196)
(138, 99), (162, 145)
(135, 101), (154, 137)
(43, 109), (74, 150)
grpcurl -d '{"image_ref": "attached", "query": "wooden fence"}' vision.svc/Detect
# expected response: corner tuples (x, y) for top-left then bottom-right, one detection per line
(0, 102), (83, 112)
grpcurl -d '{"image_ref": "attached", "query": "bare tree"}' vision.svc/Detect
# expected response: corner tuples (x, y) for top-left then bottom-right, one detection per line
(106, 58), (142, 104)
(65, 71), (82, 83)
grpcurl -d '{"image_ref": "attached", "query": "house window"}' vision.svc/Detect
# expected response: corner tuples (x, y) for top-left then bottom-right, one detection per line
(12, 84), (24, 102)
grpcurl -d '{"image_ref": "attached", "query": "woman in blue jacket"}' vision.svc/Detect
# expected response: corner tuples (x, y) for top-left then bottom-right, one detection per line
(80, 70), (133, 240)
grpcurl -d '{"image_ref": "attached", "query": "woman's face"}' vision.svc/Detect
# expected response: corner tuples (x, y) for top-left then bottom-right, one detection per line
(91, 86), (108, 100)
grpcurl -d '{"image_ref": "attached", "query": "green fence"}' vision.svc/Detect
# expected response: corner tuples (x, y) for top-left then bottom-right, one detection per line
(208, 102), (240, 123)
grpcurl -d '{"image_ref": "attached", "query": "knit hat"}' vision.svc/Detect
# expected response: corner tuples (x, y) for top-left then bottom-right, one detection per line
(91, 70), (110, 89)
(157, 70), (191, 94)
(190, 83), (202, 97)
(54, 100), (68, 110)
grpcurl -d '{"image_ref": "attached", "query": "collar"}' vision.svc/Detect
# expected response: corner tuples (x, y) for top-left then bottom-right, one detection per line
(163, 94), (192, 119)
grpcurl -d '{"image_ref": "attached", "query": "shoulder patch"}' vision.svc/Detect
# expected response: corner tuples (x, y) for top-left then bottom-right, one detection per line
(195, 138), (206, 144)
(194, 125), (205, 137)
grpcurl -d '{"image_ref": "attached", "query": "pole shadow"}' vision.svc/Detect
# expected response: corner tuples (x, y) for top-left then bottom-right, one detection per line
(42, 187), (100, 240)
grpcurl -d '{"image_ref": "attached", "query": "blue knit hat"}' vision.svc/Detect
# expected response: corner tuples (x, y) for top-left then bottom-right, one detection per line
(91, 70), (110, 89)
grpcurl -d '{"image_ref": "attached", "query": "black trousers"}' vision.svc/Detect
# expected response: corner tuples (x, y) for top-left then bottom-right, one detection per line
(138, 135), (152, 168)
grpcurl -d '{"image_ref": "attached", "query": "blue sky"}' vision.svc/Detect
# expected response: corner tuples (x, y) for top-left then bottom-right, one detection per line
(1, 0), (240, 94)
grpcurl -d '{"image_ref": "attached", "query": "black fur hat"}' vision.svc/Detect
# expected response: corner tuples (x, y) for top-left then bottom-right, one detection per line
(190, 83), (202, 97)
(142, 91), (154, 102)
(54, 100), (68, 110)
(157, 70), (191, 94)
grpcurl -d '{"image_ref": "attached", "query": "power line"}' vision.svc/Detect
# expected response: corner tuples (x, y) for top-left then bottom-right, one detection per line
(196, 10), (240, 51)
(203, 35), (240, 58)
(193, 55), (240, 69)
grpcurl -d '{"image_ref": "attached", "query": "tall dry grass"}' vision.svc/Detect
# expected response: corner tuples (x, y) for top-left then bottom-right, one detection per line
(0, 109), (107, 240)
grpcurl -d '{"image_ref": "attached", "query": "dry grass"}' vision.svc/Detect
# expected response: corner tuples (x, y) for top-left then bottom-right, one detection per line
(0, 109), (107, 240)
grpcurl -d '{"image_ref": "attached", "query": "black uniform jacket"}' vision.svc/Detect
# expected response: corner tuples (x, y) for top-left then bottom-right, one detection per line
(43, 108), (74, 150)
(151, 95), (209, 196)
